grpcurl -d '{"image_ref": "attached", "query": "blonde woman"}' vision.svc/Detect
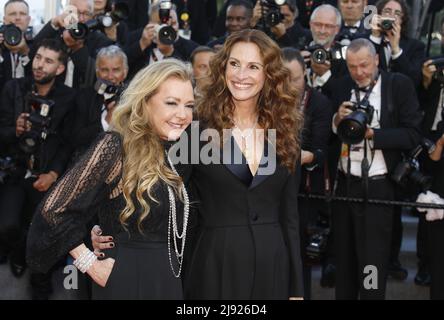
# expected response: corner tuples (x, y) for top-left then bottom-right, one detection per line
(26, 59), (195, 299)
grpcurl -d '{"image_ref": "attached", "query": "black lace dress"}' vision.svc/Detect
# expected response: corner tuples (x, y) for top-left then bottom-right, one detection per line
(26, 132), (190, 300)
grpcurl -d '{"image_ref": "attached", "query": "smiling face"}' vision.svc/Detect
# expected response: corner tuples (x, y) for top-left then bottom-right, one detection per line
(381, 0), (403, 25)
(145, 77), (194, 141)
(310, 8), (340, 47)
(96, 55), (128, 85)
(225, 42), (265, 108)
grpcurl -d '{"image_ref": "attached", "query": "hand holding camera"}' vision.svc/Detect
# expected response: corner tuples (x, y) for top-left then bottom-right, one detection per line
(15, 113), (31, 137)
(139, 23), (156, 51)
(311, 58), (331, 77)
(422, 59), (438, 89)
(336, 100), (375, 145)
(62, 29), (85, 52)
(334, 101), (355, 127)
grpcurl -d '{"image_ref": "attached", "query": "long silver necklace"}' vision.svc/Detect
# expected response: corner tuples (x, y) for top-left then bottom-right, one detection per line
(165, 150), (190, 278)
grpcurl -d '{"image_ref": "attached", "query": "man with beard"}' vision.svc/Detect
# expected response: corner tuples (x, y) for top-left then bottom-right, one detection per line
(303, 5), (349, 101)
(0, 39), (76, 300)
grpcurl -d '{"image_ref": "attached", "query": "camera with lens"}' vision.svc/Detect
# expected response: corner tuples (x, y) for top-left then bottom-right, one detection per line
(19, 95), (54, 155)
(391, 139), (435, 192)
(260, 0), (286, 28)
(88, 1), (130, 32)
(94, 78), (125, 106)
(307, 43), (347, 65)
(337, 99), (375, 145)
(155, 0), (177, 45)
(429, 57), (444, 84)
(69, 16), (114, 40)
(305, 215), (330, 264)
(0, 24), (23, 47)
(379, 17), (396, 31)
(68, 1), (130, 41)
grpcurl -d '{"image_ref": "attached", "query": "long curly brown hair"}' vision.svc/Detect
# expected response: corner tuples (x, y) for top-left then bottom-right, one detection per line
(197, 29), (303, 172)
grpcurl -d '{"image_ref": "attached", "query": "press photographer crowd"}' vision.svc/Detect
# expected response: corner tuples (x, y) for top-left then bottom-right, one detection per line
(0, 0), (444, 301)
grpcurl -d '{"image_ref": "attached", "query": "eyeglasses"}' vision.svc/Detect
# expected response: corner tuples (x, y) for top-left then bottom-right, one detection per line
(381, 8), (403, 18)
(310, 21), (337, 31)
(77, 11), (93, 20)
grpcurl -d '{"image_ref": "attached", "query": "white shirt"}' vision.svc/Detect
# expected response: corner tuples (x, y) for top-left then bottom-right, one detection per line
(370, 35), (403, 66)
(149, 48), (164, 65)
(100, 93), (115, 132)
(10, 52), (29, 79)
(344, 21), (362, 34)
(431, 85), (444, 131)
(64, 59), (75, 88)
(332, 75), (388, 177)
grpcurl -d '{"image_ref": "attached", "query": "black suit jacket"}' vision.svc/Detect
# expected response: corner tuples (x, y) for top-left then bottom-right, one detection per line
(0, 41), (33, 93)
(371, 35), (425, 87)
(300, 88), (333, 194)
(31, 22), (113, 88)
(173, 0), (218, 45)
(418, 80), (442, 134)
(124, 28), (199, 79)
(123, 0), (149, 31)
(182, 123), (303, 299)
(0, 77), (76, 176)
(71, 87), (106, 155)
(328, 71), (422, 177)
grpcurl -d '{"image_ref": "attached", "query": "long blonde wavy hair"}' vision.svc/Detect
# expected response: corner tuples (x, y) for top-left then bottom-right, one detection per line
(197, 29), (303, 173)
(111, 59), (193, 232)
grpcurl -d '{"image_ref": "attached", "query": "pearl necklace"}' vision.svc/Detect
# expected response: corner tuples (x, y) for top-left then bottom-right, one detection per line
(165, 150), (190, 278)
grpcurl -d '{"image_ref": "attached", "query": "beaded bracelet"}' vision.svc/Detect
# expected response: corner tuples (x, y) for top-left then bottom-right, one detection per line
(73, 249), (97, 273)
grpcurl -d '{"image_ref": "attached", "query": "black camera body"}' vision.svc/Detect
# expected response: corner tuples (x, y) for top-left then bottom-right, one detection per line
(307, 43), (346, 65)
(261, 0), (285, 28)
(0, 24), (22, 47)
(156, 0), (177, 45)
(19, 95), (54, 154)
(391, 139), (435, 192)
(305, 216), (330, 264)
(337, 100), (375, 145)
(429, 57), (444, 84)
(379, 18), (395, 31)
(69, 17), (111, 40)
(94, 78), (125, 106)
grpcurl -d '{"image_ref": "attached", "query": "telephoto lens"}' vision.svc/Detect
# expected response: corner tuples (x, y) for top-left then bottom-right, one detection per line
(0, 24), (23, 46)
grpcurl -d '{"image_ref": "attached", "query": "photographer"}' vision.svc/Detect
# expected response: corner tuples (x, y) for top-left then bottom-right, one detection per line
(369, 0), (425, 87)
(0, 0), (33, 93)
(283, 47), (334, 299)
(304, 4), (349, 98)
(330, 38), (421, 299)
(92, 0), (129, 46)
(207, 0), (253, 50)
(337, 0), (371, 40)
(0, 39), (76, 300)
(417, 59), (444, 299)
(249, 0), (310, 49)
(123, 1), (198, 80)
(32, 0), (113, 88)
(71, 45), (127, 158)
